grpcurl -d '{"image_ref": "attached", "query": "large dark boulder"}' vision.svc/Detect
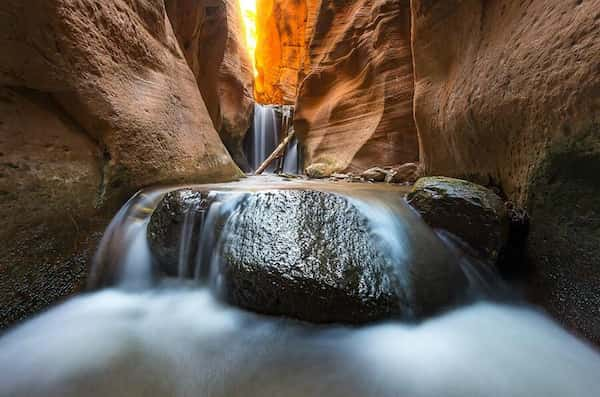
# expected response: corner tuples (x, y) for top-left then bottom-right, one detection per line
(407, 177), (509, 263)
(218, 189), (467, 323)
(147, 188), (467, 324)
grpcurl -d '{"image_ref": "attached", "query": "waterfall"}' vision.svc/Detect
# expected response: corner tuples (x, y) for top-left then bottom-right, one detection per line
(2, 180), (600, 396)
(281, 105), (301, 174)
(245, 104), (301, 174)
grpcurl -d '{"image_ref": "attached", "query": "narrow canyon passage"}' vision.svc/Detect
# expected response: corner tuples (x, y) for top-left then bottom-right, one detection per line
(0, 0), (599, 396)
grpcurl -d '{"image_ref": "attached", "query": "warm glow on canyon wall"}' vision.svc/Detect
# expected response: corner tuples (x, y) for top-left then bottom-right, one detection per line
(238, 0), (258, 77)
(254, 0), (307, 104)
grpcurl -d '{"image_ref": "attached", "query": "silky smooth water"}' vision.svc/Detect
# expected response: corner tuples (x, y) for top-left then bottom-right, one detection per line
(1, 178), (599, 397)
(245, 104), (300, 174)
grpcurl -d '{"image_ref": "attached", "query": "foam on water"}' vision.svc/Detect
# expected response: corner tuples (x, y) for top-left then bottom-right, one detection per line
(0, 288), (599, 397)
(1, 179), (599, 396)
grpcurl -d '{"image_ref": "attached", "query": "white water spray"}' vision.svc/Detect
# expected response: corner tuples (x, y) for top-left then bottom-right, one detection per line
(245, 104), (300, 174)
(1, 180), (599, 396)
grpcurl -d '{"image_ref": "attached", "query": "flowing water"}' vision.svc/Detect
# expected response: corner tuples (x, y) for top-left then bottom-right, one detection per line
(1, 177), (599, 397)
(245, 104), (300, 174)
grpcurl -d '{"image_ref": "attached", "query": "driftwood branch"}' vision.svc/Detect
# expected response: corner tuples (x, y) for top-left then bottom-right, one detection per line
(255, 128), (295, 175)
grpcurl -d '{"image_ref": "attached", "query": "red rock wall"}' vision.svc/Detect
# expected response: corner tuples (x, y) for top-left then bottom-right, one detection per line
(254, 0), (307, 104)
(166, 0), (254, 167)
(0, 0), (241, 327)
(294, 0), (418, 173)
(412, 0), (600, 342)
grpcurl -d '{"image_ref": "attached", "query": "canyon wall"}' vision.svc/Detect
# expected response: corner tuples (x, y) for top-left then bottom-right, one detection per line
(254, 0), (307, 104)
(294, 0), (419, 174)
(412, 0), (600, 342)
(166, 0), (254, 169)
(0, 0), (241, 327)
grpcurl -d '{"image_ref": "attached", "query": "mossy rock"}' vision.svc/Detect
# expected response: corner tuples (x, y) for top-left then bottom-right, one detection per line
(407, 177), (509, 262)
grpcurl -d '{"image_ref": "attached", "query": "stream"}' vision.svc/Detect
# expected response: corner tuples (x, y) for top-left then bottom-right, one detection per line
(0, 177), (599, 396)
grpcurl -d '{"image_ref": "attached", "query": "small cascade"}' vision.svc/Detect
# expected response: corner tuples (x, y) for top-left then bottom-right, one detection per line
(281, 105), (301, 174)
(3, 179), (600, 396)
(247, 104), (279, 171)
(244, 104), (301, 174)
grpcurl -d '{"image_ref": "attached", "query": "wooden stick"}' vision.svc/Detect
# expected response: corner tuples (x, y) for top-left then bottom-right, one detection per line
(255, 128), (295, 175)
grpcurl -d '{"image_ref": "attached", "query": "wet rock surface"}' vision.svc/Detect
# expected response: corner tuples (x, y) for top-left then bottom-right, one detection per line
(218, 189), (467, 323)
(147, 187), (467, 323)
(407, 177), (508, 263)
(147, 190), (215, 277)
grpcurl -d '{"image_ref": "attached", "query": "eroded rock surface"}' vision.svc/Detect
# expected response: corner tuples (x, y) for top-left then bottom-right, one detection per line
(407, 177), (508, 263)
(166, 0), (254, 168)
(294, 0), (418, 173)
(411, 0), (600, 342)
(0, 0), (240, 327)
(255, 0), (307, 104)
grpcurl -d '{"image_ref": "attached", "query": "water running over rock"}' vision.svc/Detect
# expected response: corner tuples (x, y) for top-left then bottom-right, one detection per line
(244, 104), (300, 174)
(1, 177), (599, 396)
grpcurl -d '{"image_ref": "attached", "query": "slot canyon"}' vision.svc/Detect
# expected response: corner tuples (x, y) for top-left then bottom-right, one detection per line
(0, 0), (599, 395)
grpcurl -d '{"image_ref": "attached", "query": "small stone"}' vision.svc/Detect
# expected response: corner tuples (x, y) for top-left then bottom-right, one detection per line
(305, 162), (336, 178)
(330, 173), (349, 180)
(385, 162), (419, 184)
(361, 167), (388, 182)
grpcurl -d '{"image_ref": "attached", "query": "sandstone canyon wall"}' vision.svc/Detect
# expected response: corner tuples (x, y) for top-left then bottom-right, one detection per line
(166, 0), (255, 169)
(254, 0), (307, 104)
(294, 0), (419, 174)
(412, 0), (600, 342)
(0, 0), (241, 327)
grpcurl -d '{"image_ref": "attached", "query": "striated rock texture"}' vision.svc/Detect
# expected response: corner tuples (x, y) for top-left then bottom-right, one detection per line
(166, 0), (254, 168)
(254, 0), (307, 104)
(294, 0), (418, 174)
(0, 0), (241, 328)
(411, 0), (600, 342)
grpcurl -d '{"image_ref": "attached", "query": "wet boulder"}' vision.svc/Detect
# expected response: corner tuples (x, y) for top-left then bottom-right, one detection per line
(219, 189), (467, 324)
(407, 177), (509, 262)
(147, 189), (212, 276)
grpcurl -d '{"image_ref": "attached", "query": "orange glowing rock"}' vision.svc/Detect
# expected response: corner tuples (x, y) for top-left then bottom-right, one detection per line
(254, 0), (307, 104)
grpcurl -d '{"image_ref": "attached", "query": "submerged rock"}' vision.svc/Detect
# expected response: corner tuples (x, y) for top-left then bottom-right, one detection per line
(407, 177), (508, 262)
(219, 189), (467, 323)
